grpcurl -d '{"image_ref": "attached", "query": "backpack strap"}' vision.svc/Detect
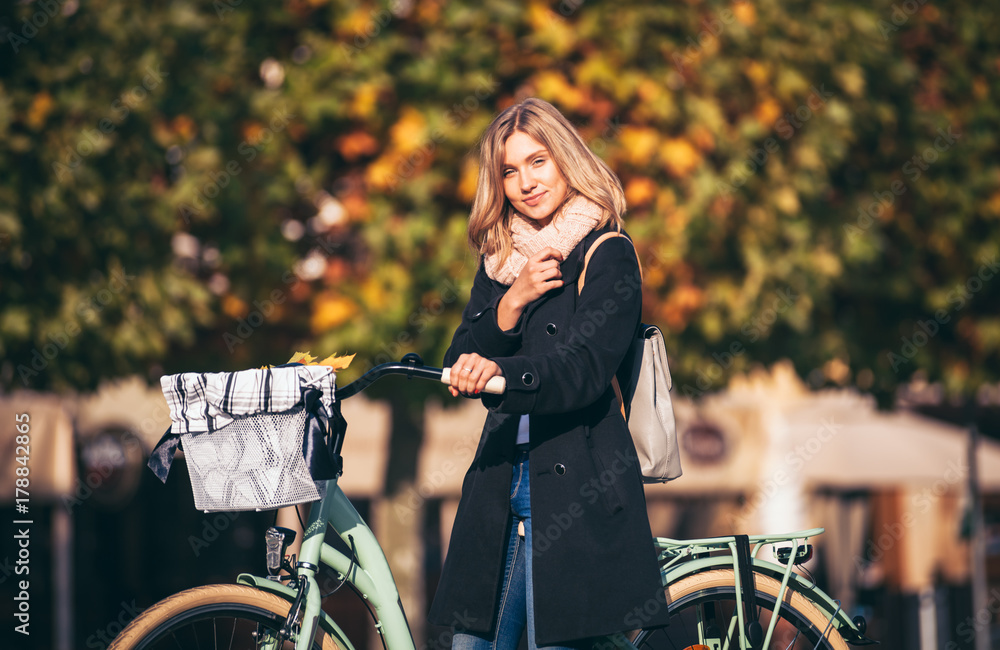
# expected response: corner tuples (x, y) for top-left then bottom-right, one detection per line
(578, 231), (644, 421)
(577, 231), (643, 296)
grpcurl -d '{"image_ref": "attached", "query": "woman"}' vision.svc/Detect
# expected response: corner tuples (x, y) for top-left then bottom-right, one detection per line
(427, 98), (669, 649)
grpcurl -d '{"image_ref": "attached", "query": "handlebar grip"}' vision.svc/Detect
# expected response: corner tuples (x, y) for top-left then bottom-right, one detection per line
(440, 368), (506, 394)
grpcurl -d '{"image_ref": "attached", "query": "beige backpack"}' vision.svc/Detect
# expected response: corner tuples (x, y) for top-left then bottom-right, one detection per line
(579, 232), (682, 483)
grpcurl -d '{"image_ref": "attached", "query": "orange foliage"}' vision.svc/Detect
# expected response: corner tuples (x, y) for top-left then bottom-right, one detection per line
(625, 177), (658, 206)
(659, 139), (702, 178)
(660, 285), (705, 331)
(337, 130), (380, 160)
(27, 92), (54, 129)
(222, 294), (249, 319)
(310, 292), (358, 332)
(754, 98), (782, 128)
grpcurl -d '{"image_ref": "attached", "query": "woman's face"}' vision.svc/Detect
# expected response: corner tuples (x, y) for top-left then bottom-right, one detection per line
(502, 131), (569, 226)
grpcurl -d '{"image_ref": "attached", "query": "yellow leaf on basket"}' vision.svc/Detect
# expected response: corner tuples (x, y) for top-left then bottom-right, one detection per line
(287, 351), (318, 365)
(317, 353), (355, 370)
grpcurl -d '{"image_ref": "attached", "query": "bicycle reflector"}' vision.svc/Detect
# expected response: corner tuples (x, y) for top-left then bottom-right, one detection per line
(265, 526), (298, 578)
(775, 544), (813, 565)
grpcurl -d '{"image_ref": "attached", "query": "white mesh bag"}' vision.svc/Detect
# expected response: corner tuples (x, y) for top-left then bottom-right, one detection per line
(181, 406), (327, 512)
(158, 365), (338, 512)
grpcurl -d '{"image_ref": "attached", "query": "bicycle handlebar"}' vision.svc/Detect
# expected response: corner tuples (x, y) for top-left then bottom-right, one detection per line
(335, 356), (506, 400)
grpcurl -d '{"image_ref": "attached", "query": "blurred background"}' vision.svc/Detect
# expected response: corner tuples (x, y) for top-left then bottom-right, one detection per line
(1, 0), (999, 648)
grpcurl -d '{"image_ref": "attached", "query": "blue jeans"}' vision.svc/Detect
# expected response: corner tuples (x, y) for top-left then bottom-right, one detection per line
(452, 448), (576, 650)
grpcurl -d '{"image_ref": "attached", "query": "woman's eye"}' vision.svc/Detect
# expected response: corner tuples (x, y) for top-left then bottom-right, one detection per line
(503, 169), (514, 177)
(533, 158), (545, 165)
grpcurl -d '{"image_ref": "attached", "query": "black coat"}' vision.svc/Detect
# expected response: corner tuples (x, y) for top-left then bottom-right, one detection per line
(427, 226), (671, 645)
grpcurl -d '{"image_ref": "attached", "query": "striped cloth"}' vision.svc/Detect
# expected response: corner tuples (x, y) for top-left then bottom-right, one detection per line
(160, 365), (337, 435)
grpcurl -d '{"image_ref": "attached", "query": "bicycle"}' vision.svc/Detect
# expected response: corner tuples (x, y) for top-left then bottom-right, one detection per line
(110, 356), (877, 650)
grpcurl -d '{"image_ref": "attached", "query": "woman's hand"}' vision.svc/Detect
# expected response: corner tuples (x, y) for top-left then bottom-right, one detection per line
(497, 247), (564, 330)
(448, 352), (503, 397)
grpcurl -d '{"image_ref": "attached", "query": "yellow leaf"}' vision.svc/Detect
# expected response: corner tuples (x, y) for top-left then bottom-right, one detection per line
(365, 152), (402, 190)
(310, 293), (358, 333)
(527, 1), (574, 56)
(27, 91), (54, 129)
(733, 2), (757, 25)
(532, 71), (586, 112)
(458, 158), (479, 203)
(317, 353), (355, 370)
(620, 127), (660, 166)
(287, 351), (318, 364)
(390, 107), (427, 154)
(625, 177), (658, 206)
(349, 83), (379, 120)
(659, 138), (702, 178)
(754, 98), (782, 128)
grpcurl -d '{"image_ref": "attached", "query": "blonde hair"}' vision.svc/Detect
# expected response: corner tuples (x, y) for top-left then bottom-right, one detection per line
(467, 98), (626, 263)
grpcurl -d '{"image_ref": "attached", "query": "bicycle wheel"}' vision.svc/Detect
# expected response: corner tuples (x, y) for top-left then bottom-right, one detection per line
(109, 584), (342, 650)
(633, 569), (849, 650)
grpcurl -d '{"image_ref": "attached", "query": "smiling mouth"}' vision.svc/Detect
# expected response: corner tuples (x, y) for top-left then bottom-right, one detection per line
(523, 191), (546, 206)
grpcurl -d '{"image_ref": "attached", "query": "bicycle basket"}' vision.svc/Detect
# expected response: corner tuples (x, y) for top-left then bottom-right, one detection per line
(180, 405), (327, 512)
(154, 365), (339, 512)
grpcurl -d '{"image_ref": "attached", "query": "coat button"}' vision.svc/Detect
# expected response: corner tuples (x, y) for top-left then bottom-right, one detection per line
(546, 323), (558, 335)
(521, 372), (534, 386)
(554, 463), (566, 475)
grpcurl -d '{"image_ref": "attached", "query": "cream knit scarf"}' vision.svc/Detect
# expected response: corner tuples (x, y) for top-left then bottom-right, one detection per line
(484, 194), (604, 286)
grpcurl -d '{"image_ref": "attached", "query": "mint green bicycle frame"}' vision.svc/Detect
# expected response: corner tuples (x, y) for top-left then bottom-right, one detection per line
(237, 475), (415, 650)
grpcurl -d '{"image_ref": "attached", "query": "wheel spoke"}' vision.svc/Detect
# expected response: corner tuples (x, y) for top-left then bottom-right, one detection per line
(783, 628), (802, 650)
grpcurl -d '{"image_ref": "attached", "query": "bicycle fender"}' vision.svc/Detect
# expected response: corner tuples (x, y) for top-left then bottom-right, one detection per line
(660, 557), (874, 645)
(238, 573), (357, 650)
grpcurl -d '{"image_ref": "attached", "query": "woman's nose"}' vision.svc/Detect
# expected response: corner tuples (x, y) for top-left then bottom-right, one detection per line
(520, 170), (536, 192)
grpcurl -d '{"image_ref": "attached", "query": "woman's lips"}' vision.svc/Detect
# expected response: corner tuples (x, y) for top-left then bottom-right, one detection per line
(523, 191), (546, 207)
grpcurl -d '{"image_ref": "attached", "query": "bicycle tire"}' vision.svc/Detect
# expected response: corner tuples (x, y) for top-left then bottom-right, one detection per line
(109, 584), (342, 650)
(634, 569), (849, 649)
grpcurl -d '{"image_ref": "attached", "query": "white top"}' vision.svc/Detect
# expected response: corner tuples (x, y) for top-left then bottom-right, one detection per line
(516, 413), (530, 446)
